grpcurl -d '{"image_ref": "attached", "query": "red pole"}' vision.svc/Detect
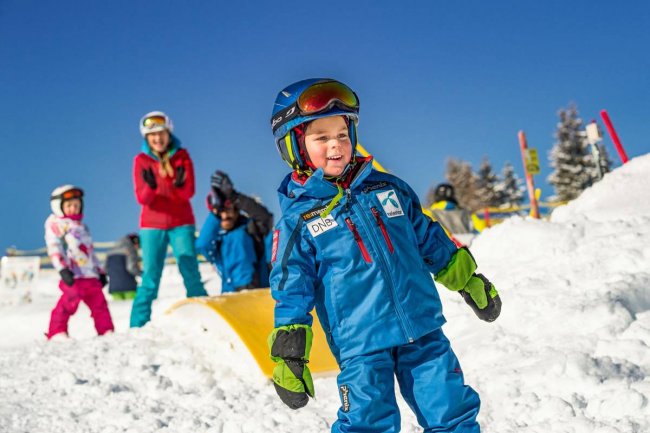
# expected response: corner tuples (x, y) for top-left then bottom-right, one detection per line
(518, 131), (540, 219)
(600, 110), (629, 164)
(483, 208), (492, 228)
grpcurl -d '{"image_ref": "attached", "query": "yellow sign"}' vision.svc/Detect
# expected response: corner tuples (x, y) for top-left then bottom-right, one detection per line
(526, 148), (540, 174)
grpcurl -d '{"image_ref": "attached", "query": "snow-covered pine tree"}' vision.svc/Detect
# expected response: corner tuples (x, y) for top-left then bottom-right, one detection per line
(547, 103), (595, 201)
(444, 158), (482, 211)
(475, 157), (500, 209)
(495, 162), (525, 209)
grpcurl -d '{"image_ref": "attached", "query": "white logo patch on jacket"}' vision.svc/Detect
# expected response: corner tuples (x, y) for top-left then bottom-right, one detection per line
(306, 214), (338, 237)
(302, 203), (340, 238)
(376, 189), (404, 218)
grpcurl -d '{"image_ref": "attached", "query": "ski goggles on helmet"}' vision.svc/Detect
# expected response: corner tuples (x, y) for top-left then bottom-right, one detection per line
(51, 188), (84, 201)
(271, 80), (359, 134)
(142, 115), (168, 129)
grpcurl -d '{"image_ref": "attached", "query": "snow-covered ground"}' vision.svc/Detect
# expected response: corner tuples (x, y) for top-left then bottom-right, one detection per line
(1, 155), (649, 433)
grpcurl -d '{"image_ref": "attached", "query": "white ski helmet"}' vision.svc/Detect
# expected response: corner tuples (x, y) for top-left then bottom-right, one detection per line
(50, 185), (84, 217)
(139, 111), (174, 137)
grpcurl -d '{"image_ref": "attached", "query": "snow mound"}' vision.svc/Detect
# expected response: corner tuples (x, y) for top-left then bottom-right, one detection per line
(551, 154), (650, 224)
(454, 153), (650, 432)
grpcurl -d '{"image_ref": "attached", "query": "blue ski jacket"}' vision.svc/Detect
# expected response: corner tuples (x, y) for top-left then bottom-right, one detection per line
(270, 158), (459, 361)
(196, 213), (268, 293)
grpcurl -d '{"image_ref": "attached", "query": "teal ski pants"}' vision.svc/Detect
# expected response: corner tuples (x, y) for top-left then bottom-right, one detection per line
(130, 225), (206, 327)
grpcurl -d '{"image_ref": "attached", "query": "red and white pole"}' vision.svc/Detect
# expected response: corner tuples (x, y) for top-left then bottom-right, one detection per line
(600, 110), (629, 164)
(518, 131), (540, 219)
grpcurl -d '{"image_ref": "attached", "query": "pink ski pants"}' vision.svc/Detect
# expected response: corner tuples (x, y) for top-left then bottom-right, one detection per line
(47, 277), (115, 338)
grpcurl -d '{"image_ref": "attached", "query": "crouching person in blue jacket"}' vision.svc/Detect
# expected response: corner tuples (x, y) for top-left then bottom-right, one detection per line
(267, 79), (502, 432)
(196, 170), (274, 293)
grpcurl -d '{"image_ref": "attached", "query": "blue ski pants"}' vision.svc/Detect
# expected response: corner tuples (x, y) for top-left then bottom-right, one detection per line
(332, 328), (480, 433)
(130, 225), (206, 327)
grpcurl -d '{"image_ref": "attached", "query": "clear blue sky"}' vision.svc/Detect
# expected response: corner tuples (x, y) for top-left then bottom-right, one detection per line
(2, 0), (648, 250)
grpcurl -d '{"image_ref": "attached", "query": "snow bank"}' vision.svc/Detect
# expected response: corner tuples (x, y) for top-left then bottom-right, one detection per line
(457, 154), (650, 432)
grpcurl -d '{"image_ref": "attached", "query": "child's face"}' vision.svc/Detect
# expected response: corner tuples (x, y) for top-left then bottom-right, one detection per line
(62, 199), (81, 216)
(304, 116), (352, 177)
(146, 130), (171, 153)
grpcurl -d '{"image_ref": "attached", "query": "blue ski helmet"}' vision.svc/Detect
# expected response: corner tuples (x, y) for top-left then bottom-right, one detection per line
(270, 78), (359, 171)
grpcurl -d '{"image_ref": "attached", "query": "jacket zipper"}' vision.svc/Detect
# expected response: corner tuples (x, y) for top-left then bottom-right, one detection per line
(355, 203), (414, 342)
(345, 218), (372, 263)
(371, 207), (394, 253)
(344, 188), (352, 212)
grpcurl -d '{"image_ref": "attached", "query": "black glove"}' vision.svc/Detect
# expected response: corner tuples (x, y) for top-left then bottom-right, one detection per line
(59, 269), (75, 287)
(98, 273), (108, 287)
(210, 170), (235, 199)
(142, 167), (157, 189)
(460, 273), (502, 322)
(174, 166), (186, 188)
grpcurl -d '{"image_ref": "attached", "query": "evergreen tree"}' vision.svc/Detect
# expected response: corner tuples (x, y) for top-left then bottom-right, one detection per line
(475, 157), (500, 209)
(547, 103), (595, 201)
(495, 162), (525, 209)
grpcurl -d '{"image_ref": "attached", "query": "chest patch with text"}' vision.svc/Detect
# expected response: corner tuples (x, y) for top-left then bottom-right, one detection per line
(301, 204), (340, 238)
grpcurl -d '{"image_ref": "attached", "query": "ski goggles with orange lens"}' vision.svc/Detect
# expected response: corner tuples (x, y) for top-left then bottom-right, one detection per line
(142, 115), (168, 129)
(298, 81), (359, 114)
(271, 81), (359, 133)
(52, 188), (84, 201)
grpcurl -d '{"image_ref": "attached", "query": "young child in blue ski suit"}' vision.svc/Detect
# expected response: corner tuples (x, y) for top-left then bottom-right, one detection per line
(196, 170), (274, 293)
(266, 79), (502, 433)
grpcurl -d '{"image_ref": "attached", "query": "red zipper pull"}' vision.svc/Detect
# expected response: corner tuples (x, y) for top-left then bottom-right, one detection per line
(371, 208), (395, 253)
(345, 218), (372, 263)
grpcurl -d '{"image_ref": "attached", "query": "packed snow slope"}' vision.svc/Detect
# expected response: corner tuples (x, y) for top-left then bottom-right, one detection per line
(1, 154), (649, 433)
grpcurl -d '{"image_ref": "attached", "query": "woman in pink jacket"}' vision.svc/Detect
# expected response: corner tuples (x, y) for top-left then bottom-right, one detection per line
(45, 185), (114, 339)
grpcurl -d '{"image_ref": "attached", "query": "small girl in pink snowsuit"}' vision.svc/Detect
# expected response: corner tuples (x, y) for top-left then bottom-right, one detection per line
(45, 185), (114, 339)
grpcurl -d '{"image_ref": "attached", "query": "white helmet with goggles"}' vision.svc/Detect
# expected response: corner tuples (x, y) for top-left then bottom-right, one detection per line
(139, 111), (174, 137)
(270, 78), (359, 172)
(50, 185), (84, 217)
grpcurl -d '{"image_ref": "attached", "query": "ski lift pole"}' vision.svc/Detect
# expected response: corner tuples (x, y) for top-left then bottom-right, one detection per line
(518, 131), (540, 219)
(585, 121), (604, 180)
(600, 110), (629, 164)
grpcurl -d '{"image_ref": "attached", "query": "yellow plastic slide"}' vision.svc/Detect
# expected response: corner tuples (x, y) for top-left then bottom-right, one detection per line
(166, 289), (339, 378)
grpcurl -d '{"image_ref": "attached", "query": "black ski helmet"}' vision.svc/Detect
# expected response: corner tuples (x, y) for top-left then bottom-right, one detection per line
(433, 183), (457, 204)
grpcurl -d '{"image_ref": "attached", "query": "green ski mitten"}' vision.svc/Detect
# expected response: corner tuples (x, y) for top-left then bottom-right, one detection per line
(268, 324), (315, 409)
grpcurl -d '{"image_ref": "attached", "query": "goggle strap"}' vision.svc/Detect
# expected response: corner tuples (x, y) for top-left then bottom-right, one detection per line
(271, 105), (300, 134)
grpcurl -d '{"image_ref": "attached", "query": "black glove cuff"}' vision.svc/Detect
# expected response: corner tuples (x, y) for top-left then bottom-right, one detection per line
(271, 327), (307, 359)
